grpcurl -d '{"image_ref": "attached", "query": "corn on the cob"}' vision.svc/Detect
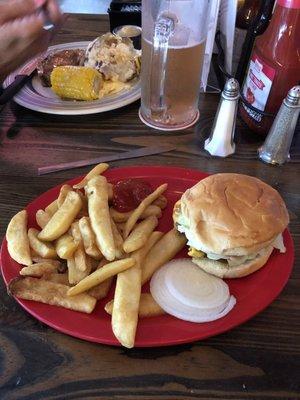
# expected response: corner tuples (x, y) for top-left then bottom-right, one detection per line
(50, 66), (103, 101)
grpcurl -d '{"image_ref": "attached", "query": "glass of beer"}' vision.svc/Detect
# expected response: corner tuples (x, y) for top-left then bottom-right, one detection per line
(139, 0), (209, 131)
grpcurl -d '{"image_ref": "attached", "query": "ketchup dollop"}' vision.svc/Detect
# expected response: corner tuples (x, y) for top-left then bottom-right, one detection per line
(112, 179), (153, 212)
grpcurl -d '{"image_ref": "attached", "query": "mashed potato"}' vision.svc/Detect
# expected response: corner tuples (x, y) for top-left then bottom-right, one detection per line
(84, 33), (141, 83)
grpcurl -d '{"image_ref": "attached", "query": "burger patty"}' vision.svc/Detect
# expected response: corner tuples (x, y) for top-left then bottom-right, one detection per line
(188, 246), (264, 267)
(186, 233), (286, 268)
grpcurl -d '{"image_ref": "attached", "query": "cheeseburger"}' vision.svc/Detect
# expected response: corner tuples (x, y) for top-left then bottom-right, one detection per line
(173, 173), (289, 278)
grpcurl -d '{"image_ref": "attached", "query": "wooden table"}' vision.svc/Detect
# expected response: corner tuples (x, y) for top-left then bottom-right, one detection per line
(0, 15), (299, 400)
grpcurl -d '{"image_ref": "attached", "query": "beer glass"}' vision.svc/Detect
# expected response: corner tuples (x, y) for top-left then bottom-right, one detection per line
(139, 0), (210, 131)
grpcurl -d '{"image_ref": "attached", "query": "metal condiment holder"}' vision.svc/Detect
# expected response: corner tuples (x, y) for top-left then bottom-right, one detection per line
(258, 86), (300, 165)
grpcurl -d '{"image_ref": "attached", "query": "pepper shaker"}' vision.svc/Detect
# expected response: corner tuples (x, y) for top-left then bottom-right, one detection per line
(258, 86), (300, 165)
(204, 78), (239, 157)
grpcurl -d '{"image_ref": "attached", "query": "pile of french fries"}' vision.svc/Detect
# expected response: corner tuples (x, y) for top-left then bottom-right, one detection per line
(6, 163), (187, 348)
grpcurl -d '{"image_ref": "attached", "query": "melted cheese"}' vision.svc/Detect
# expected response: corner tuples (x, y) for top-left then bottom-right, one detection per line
(99, 80), (130, 98)
(188, 247), (205, 258)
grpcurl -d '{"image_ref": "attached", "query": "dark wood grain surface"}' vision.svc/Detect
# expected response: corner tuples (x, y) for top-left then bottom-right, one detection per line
(0, 14), (299, 400)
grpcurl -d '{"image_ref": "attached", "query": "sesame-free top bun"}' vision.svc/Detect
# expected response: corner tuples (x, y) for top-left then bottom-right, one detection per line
(173, 173), (289, 256)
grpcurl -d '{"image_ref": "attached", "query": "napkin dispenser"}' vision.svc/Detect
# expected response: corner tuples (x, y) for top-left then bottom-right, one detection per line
(108, 0), (141, 32)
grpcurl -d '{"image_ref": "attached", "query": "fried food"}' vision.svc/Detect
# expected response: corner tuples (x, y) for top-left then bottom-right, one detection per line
(67, 258), (135, 296)
(20, 262), (58, 277)
(38, 191), (82, 241)
(45, 200), (58, 216)
(110, 204), (162, 223)
(75, 190), (89, 217)
(36, 210), (51, 229)
(87, 277), (113, 300)
(5, 159), (176, 348)
(57, 185), (72, 207)
(111, 231), (162, 348)
(28, 228), (57, 259)
(71, 221), (92, 273)
(133, 231), (164, 264)
(31, 257), (61, 267)
(67, 257), (89, 285)
(9, 277), (96, 313)
(6, 210), (31, 266)
(108, 183), (113, 201)
(86, 258), (111, 297)
(112, 264), (141, 348)
(123, 216), (158, 253)
(105, 293), (164, 318)
(142, 229), (187, 284)
(124, 183), (168, 238)
(85, 176), (115, 261)
(73, 163), (109, 190)
(153, 195), (168, 210)
(110, 218), (124, 259)
(55, 233), (77, 260)
(42, 272), (69, 285)
(78, 217), (102, 260)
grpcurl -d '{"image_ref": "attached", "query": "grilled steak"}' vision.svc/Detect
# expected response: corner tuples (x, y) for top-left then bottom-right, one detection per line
(37, 49), (85, 87)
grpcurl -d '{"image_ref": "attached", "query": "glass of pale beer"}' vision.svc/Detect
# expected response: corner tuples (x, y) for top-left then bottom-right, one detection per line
(139, 0), (210, 131)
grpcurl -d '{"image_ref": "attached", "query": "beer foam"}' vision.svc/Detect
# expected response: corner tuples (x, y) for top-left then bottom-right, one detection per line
(143, 37), (204, 50)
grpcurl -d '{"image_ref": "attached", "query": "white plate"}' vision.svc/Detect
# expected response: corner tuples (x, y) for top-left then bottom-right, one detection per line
(3, 41), (141, 115)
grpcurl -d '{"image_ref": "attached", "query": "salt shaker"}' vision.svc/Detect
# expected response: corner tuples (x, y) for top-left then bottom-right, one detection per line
(258, 86), (300, 165)
(204, 78), (239, 157)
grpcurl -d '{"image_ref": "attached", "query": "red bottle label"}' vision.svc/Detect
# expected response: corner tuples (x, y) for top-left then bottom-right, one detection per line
(277, 0), (300, 8)
(242, 52), (276, 123)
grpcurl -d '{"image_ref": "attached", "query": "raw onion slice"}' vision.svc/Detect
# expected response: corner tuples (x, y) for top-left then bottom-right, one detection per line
(165, 260), (230, 311)
(272, 233), (286, 253)
(150, 259), (236, 323)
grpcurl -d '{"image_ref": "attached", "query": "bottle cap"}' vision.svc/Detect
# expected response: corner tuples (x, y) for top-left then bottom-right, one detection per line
(285, 86), (300, 107)
(222, 78), (240, 99)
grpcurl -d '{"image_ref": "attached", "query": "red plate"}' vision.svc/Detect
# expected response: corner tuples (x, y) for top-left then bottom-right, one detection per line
(0, 166), (294, 347)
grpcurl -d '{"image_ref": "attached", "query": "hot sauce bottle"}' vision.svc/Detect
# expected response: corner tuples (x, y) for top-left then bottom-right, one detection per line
(239, 0), (300, 136)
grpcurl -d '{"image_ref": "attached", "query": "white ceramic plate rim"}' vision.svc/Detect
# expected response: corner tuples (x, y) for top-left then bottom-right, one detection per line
(3, 41), (141, 115)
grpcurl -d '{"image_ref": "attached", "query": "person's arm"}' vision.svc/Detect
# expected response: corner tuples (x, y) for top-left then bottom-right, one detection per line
(0, 0), (63, 84)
